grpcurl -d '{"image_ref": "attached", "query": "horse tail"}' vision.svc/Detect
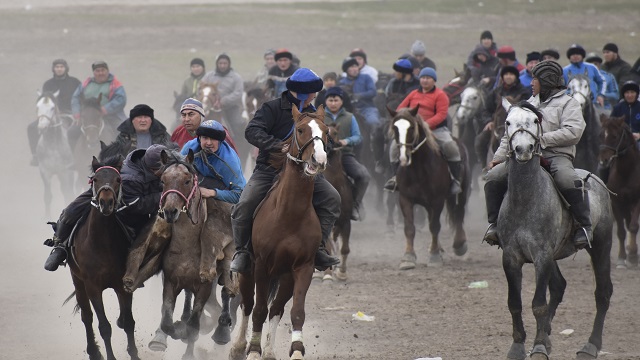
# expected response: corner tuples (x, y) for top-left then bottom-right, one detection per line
(267, 277), (279, 306)
(446, 144), (470, 228)
(62, 290), (80, 314)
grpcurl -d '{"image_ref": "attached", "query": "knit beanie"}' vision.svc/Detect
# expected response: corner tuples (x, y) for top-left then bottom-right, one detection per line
(525, 51), (541, 64)
(129, 104), (154, 120)
(418, 67), (437, 81)
(411, 40), (426, 56)
(342, 57), (359, 73)
(621, 81), (640, 96)
(540, 49), (560, 60)
(585, 52), (603, 64)
(190, 58), (205, 67)
(603, 43), (618, 54)
(500, 65), (520, 78)
(143, 144), (168, 171)
(480, 30), (493, 40)
(180, 98), (205, 117)
(325, 86), (345, 99)
(393, 59), (414, 74)
(532, 60), (565, 90)
(196, 119), (226, 141)
(285, 68), (323, 111)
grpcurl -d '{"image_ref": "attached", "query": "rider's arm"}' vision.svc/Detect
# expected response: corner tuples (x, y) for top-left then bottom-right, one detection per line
(104, 86), (126, 115)
(343, 115), (362, 147)
(221, 74), (244, 106)
(213, 152), (246, 204)
(360, 75), (377, 101)
(71, 84), (83, 118)
(540, 97), (585, 149)
(245, 103), (282, 151)
(122, 179), (161, 217)
(424, 91), (450, 129)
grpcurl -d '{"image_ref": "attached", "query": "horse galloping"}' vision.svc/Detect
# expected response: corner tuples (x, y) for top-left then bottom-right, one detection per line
(35, 91), (75, 217)
(496, 99), (612, 360)
(229, 105), (329, 360)
(389, 107), (469, 270)
(599, 113), (640, 268)
(67, 155), (140, 360)
(568, 75), (601, 173)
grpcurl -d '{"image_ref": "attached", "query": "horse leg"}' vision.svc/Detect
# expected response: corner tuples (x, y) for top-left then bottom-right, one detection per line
(427, 202), (445, 265)
(625, 203), (640, 267)
(85, 285), (116, 360)
(398, 195), (417, 270)
(385, 191), (397, 234)
(530, 257), (553, 359)
(229, 273), (255, 360)
(264, 273), (295, 360)
(182, 285), (212, 360)
(115, 289), (140, 360)
(71, 275), (103, 360)
(335, 221), (351, 281)
(248, 261), (270, 356)
(288, 266), (314, 360)
(160, 280), (180, 340)
(41, 172), (52, 219)
(212, 286), (233, 345)
(123, 219), (171, 292)
(578, 227), (613, 359)
(547, 263), (566, 334)
(502, 257), (527, 360)
(612, 204), (628, 268)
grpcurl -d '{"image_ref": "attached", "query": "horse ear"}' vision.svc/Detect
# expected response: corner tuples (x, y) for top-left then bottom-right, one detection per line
(409, 106), (419, 117)
(91, 156), (100, 172)
(100, 140), (107, 151)
(292, 104), (301, 121)
(186, 149), (195, 164)
(37, 89), (42, 98)
(501, 97), (513, 112)
(386, 105), (397, 118)
(53, 90), (60, 99)
(160, 149), (169, 165)
(316, 104), (325, 120)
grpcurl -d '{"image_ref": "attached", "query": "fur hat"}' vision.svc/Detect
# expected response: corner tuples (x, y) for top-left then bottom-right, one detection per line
(349, 48), (367, 63)
(91, 60), (108, 71)
(190, 58), (205, 67)
(480, 30), (493, 40)
(585, 52), (603, 64)
(603, 43), (618, 54)
(342, 57), (359, 73)
(393, 59), (414, 74)
(274, 48), (293, 61)
(525, 51), (542, 64)
(129, 104), (154, 121)
(286, 68), (323, 110)
(418, 67), (437, 81)
(196, 119), (226, 141)
(325, 86), (345, 99)
(180, 98), (205, 117)
(621, 81), (640, 96)
(143, 144), (168, 171)
(411, 40), (426, 56)
(532, 60), (565, 89)
(540, 49), (560, 60)
(497, 46), (516, 61)
(500, 65), (520, 78)
(566, 44), (586, 59)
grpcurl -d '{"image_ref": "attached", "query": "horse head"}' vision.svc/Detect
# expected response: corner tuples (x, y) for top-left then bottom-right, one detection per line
(158, 149), (201, 224)
(36, 90), (60, 131)
(388, 106), (437, 166)
(80, 93), (105, 144)
(289, 105), (328, 176)
(503, 98), (544, 163)
(89, 155), (124, 216)
(198, 82), (221, 117)
(456, 85), (485, 125)
(567, 75), (591, 109)
(598, 113), (634, 168)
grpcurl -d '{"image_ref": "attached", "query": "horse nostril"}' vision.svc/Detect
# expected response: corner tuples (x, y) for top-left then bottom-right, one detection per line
(515, 145), (522, 153)
(529, 144), (534, 152)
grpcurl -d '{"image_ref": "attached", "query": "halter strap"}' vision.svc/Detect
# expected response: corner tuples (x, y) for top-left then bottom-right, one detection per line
(287, 113), (326, 164)
(89, 166), (132, 212)
(158, 171), (203, 224)
(599, 129), (634, 167)
(505, 108), (544, 158)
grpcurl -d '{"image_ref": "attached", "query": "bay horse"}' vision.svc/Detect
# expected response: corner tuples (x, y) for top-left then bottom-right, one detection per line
(122, 149), (238, 359)
(229, 105), (329, 360)
(599, 113), (640, 268)
(496, 99), (612, 360)
(388, 107), (469, 270)
(35, 90), (75, 217)
(67, 155), (140, 360)
(568, 74), (601, 173)
(322, 124), (353, 281)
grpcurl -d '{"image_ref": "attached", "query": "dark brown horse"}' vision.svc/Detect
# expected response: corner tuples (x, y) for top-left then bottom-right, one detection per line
(599, 113), (640, 268)
(322, 124), (353, 281)
(229, 105), (329, 360)
(388, 107), (470, 269)
(67, 155), (140, 360)
(442, 64), (471, 105)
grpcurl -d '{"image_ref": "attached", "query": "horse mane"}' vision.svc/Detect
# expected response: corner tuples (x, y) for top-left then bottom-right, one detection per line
(515, 100), (544, 123)
(268, 136), (294, 171)
(392, 108), (439, 153)
(99, 141), (127, 161)
(92, 155), (124, 173)
(81, 96), (102, 111)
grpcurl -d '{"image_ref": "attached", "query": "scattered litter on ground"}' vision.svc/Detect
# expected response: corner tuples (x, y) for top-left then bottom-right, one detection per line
(322, 306), (345, 311)
(560, 329), (574, 335)
(415, 357), (443, 360)
(467, 280), (489, 288)
(351, 311), (375, 322)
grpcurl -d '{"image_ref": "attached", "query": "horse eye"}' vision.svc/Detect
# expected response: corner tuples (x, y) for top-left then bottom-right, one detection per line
(298, 129), (303, 134)
(506, 121), (511, 126)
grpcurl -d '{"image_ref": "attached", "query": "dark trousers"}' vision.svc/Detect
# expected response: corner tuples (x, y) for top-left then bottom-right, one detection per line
(28, 121), (39, 155)
(342, 154), (370, 205)
(474, 129), (492, 168)
(55, 189), (93, 242)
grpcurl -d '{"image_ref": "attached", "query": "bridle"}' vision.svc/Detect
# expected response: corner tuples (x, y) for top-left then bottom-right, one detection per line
(201, 86), (222, 114)
(393, 117), (428, 155)
(504, 107), (544, 158)
(89, 166), (134, 212)
(286, 113), (327, 164)
(158, 165), (203, 224)
(37, 96), (63, 129)
(599, 128), (634, 167)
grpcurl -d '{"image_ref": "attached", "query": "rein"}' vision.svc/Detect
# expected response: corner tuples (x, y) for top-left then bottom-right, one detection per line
(286, 113), (327, 164)
(158, 167), (203, 225)
(89, 166), (136, 212)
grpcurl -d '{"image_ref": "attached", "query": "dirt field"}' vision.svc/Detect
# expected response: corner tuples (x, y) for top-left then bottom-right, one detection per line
(1, 1), (639, 359)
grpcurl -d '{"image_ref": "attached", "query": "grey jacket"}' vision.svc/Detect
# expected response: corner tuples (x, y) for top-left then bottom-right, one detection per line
(201, 70), (244, 108)
(494, 91), (585, 162)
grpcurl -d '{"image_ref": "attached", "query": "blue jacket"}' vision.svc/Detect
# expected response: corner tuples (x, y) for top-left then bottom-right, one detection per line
(563, 62), (605, 102)
(611, 100), (640, 134)
(600, 69), (619, 109)
(325, 108), (362, 147)
(181, 139), (246, 204)
(519, 69), (533, 91)
(339, 73), (377, 109)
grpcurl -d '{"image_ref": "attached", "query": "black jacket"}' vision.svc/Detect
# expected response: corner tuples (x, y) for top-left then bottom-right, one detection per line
(42, 75), (81, 114)
(113, 118), (174, 155)
(120, 149), (163, 229)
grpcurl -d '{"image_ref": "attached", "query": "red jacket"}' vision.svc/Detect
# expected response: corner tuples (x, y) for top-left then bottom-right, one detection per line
(171, 125), (239, 154)
(397, 87), (450, 129)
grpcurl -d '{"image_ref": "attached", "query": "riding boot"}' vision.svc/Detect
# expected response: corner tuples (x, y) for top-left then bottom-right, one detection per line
(351, 183), (367, 222)
(315, 218), (340, 271)
(597, 164), (610, 184)
(562, 188), (592, 250)
(384, 162), (400, 192)
(230, 220), (253, 274)
(43, 220), (74, 271)
(482, 180), (508, 246)
(448, 161), (463, 195)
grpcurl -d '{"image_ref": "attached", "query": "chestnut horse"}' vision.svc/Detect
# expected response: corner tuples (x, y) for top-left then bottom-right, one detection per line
(229, 105), (329, 360)
(388, 107), (470, 270)
(599, 113), (640, 268)
(67, 155), (140, 360)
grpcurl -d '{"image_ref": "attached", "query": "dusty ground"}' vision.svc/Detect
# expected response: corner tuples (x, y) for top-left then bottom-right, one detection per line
(1, 1), (639, 359)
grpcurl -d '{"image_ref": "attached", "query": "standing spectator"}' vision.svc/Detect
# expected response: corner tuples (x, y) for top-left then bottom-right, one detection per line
(410, 40), (437, 70)
(601, 43), (640, 86)
(267, 48), (298, 97)
(585, 52), (619, 109)
(339, 57), (380, 129)
(69, 60), (127, 150)
(349, 48), (378, 85)
(28, 59), (81, 166)
(519, 51), (541, 94)
(563, 44), (606, 107)
(466, 30), (497, 68)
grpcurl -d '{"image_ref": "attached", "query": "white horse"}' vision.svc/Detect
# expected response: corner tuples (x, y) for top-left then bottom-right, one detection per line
(567, 75), (601, 173)
(567, 75), (592, 110)
(35, 91), (75, 218)
(454, 84), (488, 188)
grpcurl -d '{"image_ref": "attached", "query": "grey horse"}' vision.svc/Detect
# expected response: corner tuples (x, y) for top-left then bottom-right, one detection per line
(495, 98), (613, 360)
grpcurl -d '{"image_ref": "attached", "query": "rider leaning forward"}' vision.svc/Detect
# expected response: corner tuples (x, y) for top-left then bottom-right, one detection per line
(483, 60), (591, 250)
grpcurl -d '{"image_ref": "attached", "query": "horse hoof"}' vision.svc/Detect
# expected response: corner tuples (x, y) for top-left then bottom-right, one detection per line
(399, 261), (416, 270)
(322, 274), (334, 283)
(530, 344), (548, 360)
(148, 339), (167, 352)
(626, 254), (639, 267)
(429, 253), (443, 266)
(334, 269), (348, 281)
(576, 342), (598, 359)
(453, 242), (468, 257)
(212, 325), (232, 345)
(616, 258), (627, 269)
(291, 350), (304, 360)
(506, 342), (526, 360)
(247, 351), (262, 360)
(89, 351), (105, 360)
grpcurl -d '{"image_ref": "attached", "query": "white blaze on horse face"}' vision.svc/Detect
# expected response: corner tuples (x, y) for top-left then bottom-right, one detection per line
(37, 96), (55, 130)
(309, 119), (327, 166)
(394, 118), (411, 166)
(507, 107), (539, 162)
(456, 87), (481, 123)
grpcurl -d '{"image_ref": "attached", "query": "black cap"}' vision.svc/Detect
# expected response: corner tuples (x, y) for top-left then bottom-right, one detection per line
(480, 30), (493, 40)
(603, 43), (618, 54)
(129, 104), (154, 121)
(190, 58), (205, 67)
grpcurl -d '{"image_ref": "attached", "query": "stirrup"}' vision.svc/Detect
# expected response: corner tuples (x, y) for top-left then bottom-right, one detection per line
(482, 223), (500, 247)
(574, 227), (592, 250)
(383, 177), (397, 192)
